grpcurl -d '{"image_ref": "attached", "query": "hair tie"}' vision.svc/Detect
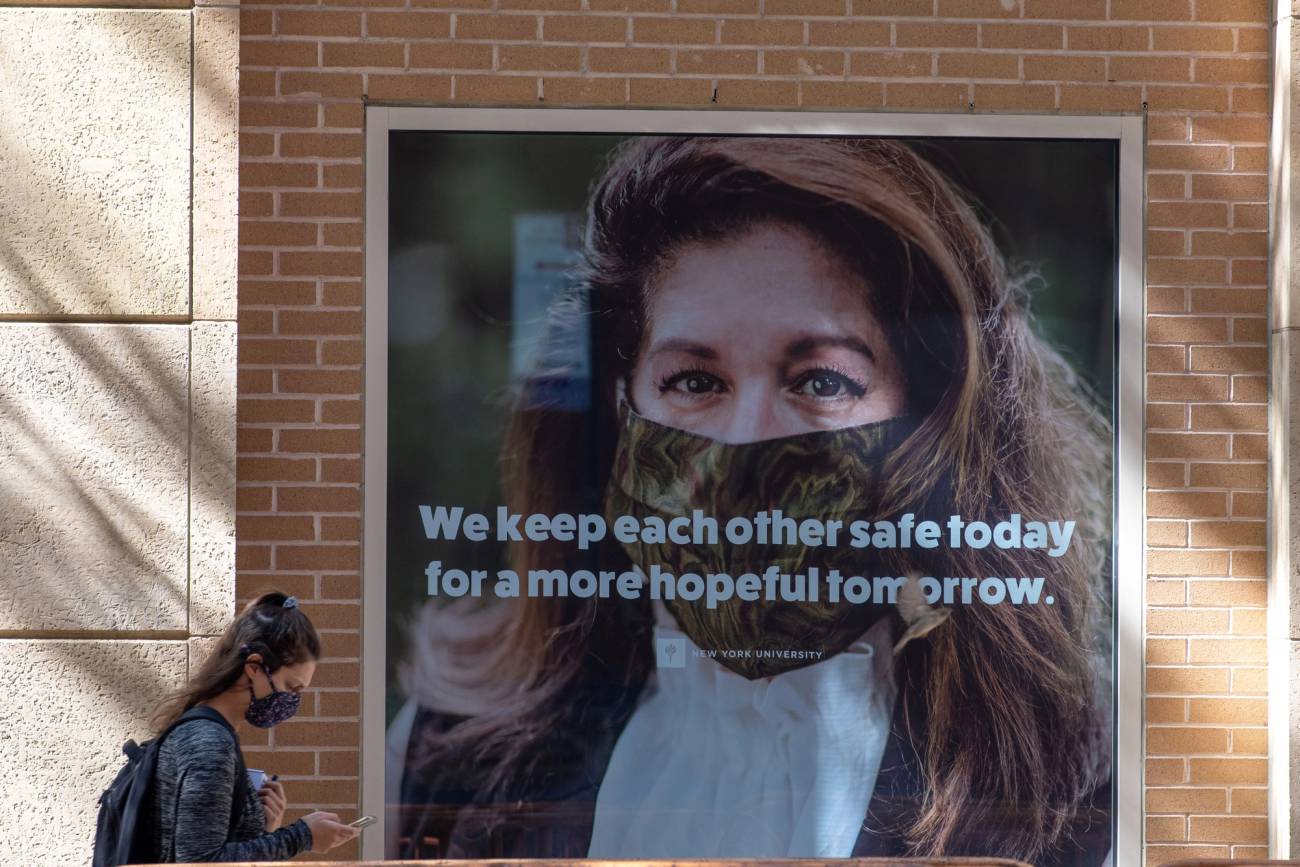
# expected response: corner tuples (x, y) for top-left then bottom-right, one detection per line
(282, 596), (298, 610)
(239, 643), (252, 657)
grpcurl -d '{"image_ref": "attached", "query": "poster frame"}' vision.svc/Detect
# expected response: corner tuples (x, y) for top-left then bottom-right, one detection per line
(361, 105), (1146, 865)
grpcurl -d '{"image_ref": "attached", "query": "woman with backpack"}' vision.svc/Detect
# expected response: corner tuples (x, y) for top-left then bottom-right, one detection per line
(141, 591), (360, 862)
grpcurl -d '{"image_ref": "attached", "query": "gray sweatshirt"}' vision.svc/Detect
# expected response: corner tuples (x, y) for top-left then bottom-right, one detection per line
(147, 717), (312, 862)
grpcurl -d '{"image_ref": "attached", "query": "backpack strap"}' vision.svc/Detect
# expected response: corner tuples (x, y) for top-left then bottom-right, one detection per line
(169, 707), (252, 833)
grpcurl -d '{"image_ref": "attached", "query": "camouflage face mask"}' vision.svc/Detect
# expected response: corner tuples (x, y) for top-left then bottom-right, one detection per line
(604, 401), (917, 679)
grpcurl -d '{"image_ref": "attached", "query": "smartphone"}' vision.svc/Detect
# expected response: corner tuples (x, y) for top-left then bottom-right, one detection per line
(348, 815), (377, 829)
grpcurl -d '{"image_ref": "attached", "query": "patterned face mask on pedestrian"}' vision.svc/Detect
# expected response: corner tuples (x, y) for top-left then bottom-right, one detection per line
(604, 399), (917, 679)
(244, 664), (301, 728)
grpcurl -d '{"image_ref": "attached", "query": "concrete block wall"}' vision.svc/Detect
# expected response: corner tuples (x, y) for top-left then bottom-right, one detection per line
(0, 3), (239, 865)
(236, 0), (1276, 864)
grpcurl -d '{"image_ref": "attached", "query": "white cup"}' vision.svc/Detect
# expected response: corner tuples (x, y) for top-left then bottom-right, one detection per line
(248, 768), (267, 790)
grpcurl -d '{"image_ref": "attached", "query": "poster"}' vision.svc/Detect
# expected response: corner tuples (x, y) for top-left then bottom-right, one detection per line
(378, 124), (1120, 867)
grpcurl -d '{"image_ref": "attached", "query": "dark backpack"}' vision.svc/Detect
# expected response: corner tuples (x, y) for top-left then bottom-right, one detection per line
(92, 706), (250, 867)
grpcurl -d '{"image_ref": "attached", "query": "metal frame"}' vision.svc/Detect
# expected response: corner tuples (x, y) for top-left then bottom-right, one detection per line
(1267, 1), (1293, 855)
(362, 106), (1146, 865)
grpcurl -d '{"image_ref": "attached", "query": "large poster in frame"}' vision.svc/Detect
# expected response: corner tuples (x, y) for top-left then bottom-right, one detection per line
(363, 109), (1144, 867)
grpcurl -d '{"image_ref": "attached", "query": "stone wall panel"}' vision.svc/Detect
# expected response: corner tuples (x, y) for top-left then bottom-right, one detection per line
(0, 640), (187, 866)
(0, 9), (190, 317)
(191, 321), (238, 636)
(0, 324), (189, 632)
(194, 7), (239, 322)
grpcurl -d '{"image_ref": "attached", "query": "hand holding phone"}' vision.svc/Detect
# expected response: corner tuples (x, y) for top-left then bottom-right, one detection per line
(303, 812), (361, 853)
(348, 815), (377, 829)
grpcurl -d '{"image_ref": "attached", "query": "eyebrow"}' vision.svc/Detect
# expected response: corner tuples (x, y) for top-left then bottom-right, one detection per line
(645, 338), (720, 361)
(785, 334), (877, 362)
(645, 335), (877, 364)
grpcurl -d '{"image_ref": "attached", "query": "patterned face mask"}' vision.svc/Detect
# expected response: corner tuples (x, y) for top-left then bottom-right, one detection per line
(604, 401), (916, 679)
(245, 664), (301, 728)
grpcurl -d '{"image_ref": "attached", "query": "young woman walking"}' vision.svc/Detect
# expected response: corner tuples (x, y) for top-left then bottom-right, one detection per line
(144, 591), (359, 862)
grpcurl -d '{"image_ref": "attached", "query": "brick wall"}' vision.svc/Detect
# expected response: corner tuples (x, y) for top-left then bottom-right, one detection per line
(237, 0), (1273, 862)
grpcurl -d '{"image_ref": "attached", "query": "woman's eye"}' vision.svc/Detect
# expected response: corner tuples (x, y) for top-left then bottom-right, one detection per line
(680, 375), (718, 394)
(792, 370), (866, 400)
(661, 371), (724, 397)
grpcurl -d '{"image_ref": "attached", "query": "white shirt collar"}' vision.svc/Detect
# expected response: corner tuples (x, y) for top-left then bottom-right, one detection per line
(588, 601), (897, 858)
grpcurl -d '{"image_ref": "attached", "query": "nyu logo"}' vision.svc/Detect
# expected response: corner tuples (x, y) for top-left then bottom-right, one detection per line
(655, 637), (686, 668)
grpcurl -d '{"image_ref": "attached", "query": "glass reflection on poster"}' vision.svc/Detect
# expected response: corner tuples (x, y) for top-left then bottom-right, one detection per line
(382, 129), (1117, 867)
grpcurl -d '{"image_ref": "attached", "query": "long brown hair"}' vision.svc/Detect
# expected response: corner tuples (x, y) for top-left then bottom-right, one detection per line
(150, 590), (322, 731)
(406, 136), (1111, 861)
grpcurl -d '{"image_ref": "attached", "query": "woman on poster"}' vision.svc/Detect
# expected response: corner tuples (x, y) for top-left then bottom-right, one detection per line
(390, 135), (1113, 867)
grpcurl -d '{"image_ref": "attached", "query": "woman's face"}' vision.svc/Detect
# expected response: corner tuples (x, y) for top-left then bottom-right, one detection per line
(630, 223), (906, 444)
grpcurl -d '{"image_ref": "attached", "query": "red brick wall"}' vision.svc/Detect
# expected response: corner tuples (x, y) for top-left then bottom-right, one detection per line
(236, 1), (1273, 861)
